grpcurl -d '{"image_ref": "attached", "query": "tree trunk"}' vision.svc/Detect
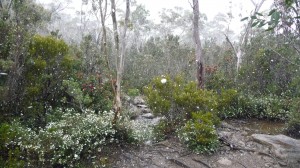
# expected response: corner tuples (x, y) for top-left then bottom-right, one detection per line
(111, 0), (130, 123)
(99, 0), (110, 70)
(192, 0), (204, 89)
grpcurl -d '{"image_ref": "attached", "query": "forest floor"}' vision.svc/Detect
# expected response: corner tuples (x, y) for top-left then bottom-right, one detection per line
(108, 119), (298, 168)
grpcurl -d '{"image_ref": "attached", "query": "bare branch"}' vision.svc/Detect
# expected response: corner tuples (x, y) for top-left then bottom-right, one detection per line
(224, 33), (238, 58)
(268, 48), (300, 67)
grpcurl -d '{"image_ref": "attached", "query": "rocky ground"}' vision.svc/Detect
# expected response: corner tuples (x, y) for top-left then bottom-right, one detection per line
(110, 96), (300, 168)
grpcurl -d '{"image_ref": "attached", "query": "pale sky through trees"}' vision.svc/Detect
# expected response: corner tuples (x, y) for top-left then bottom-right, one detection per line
(36, 0), (273, 34)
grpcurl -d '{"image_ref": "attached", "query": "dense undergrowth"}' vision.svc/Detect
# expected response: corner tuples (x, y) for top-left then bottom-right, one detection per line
(1, 5), (299, 165)
(0, 109), (139, 167)
(144, 75), (300, 153)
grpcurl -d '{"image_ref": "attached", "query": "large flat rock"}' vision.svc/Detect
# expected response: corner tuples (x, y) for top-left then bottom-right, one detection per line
(252, 134), (300, 162)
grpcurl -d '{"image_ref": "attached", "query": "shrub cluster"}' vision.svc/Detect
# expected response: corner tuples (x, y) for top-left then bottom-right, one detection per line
(285, 99), (300, 138)
(178, 112), (220, 154)
(144, 75), (221, 153)
(0, 109), (134, 167)
(229, 94), (290, 120)
(144, 75), (218, 121)
(144, 75), (294, 154)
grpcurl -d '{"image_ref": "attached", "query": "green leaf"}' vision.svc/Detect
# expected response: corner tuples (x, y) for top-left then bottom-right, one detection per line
(255, 12), (263, 16)
(271, 11), (280, 20)
(265, 26), (275, 31)
(251, 15), (257, 19)
(268, 9), (277, 16)
(240, 17), (249, 21)
(285, 0), (294, 7)
(251, 21), (260, 27)
(271, 11), (280, 26)
(258, 21), (266, 28)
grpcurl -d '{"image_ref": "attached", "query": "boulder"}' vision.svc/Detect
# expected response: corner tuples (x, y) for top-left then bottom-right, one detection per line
(141, 113), (154, 119)
(141, 108), (151, 114)
(133, 96), (145, 105)
(218, 131), (246, 148)
(252, 134), (300, 163)
(128, 106), (142, 120)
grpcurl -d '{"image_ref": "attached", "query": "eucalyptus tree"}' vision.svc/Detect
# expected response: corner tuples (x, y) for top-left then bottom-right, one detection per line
(226, 0), (266, 74)
(110, 0), (130, 122)
(192, 0), (204, 88)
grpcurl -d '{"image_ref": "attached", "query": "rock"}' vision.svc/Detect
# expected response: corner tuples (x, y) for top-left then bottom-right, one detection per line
(217, 157), (232, 166)
(278, 161), (287, 166)
(142, 113), (154, 119)
(128, 106), (142, 120)
(122, 94), (131, 102)
(218, 131), (246, 148)
(137, 104), (148, 108)
(221, 121), (240, 131)
(244, 127), (251, 131)
(133, 96), (145, 105)
(141, 108), (151, 114)
(252, 134), (300, 163)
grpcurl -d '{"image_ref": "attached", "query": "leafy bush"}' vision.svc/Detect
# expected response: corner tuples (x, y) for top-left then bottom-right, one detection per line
(82, 79), (113, 113)
(285, 99), (300, 138)
(216, 89), (239, 118)
(62, 78), (92, 111)
(177, 112), (220, 154)
(144, 75), (218, 121)
(152, 119), (173, 142)
(206, 72), (235, 90)
(0, 122), (33, 167)
(61, 77), (113, 113)
(127, 88), (140, 97)
(0, 109), (135, 167)
(235, 94), (290, 120)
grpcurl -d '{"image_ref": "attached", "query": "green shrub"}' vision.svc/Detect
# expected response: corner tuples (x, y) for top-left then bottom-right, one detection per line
(0, 109), (137, 167)
(152, 119), (173, 142)
(83, 79), (113, 113)
(0, 108), (141, 167)
(235, 94), (290, 120)
(0, 122), (30, 167)
(286, 99), (300, 138)
(177, 112), (220, 154)
(216, 89), (239, 118)
(127, 88), (140, 97)
(144, 75), (218, 121)
(62, 78), (92, 111)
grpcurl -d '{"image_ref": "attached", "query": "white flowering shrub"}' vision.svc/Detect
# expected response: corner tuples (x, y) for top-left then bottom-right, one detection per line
(2, 109), (123, 167)
(130, 119), (154, 142)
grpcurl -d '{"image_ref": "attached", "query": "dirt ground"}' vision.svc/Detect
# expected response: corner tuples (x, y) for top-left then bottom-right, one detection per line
(109, 121), (298, 168)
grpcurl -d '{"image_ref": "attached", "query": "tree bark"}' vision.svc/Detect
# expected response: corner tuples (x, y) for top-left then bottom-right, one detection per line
(192, 0), (204, 89)
(99, 0), (110, 70)
(111, 0), (130, 123)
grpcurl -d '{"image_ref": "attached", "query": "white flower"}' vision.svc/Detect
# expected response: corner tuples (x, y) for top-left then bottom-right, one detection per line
(161, 78), (167, 84)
